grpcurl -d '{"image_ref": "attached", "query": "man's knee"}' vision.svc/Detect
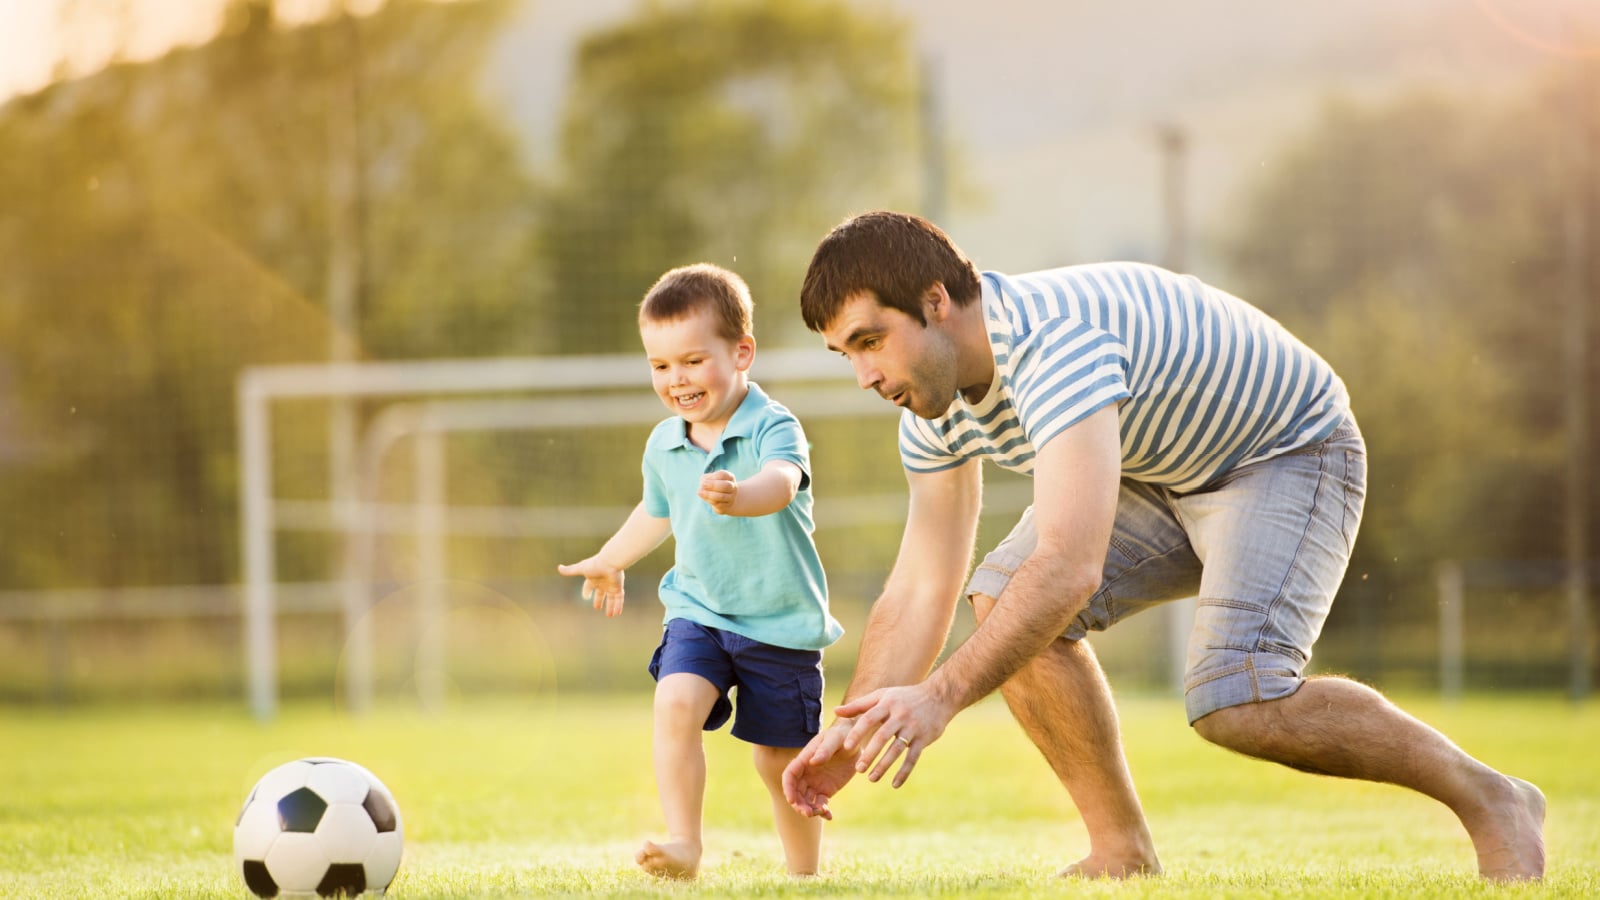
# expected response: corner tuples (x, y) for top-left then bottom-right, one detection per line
(1190, 702), (1255, 749)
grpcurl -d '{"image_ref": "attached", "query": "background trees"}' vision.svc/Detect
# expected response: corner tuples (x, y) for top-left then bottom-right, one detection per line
(1222, 68), (1598, 672)
(534, 0), (921, 354)
(0, 0), (1591, 694)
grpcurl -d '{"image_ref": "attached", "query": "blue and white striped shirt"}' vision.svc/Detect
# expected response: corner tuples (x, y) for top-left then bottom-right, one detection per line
(898, 263), (1350, 493)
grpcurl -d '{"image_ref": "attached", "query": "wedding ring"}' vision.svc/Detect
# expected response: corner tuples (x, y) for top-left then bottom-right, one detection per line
(895, 734), (912, 746)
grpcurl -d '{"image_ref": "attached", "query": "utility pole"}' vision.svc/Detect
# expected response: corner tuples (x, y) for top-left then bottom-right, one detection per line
(327, 7), (371, 714)
(919, 54), (947, 224)
(1156, 123), (1188, 272)
(1563, 54), (1593, 703)
(1157, 122), (1191, 694)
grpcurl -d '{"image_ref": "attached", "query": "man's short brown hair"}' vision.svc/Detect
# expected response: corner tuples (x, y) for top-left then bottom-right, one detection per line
(800, 210), (981, 332)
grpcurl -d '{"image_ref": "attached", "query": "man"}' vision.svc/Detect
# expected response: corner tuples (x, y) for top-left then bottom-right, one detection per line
(779, 210), (1545, 881)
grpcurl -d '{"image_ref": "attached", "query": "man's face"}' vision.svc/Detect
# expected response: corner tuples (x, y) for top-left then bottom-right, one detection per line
(820, 290), (958, 420)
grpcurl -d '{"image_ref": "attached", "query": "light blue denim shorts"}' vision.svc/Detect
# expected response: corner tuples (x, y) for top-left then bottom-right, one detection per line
(966, 418), (1366, 724)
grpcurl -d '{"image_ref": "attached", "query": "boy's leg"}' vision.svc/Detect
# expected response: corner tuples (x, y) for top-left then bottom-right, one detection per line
(752, 745), (822, 876)
(640, 671), (721, 879)
(720, 632), (826, 875)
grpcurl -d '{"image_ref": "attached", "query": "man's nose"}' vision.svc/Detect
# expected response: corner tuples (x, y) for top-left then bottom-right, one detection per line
(852, 358), (880, 392)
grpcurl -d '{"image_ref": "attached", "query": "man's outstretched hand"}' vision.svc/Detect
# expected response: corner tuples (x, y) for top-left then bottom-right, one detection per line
(782, 720), (860, 819)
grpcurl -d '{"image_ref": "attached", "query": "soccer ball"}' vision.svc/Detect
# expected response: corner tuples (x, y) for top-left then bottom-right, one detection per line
(234, 757), (404, 898)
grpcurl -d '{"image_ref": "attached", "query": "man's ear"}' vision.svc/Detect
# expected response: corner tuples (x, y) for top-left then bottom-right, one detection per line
(923, 282), (953, 322)
(735, 334), (756, 371)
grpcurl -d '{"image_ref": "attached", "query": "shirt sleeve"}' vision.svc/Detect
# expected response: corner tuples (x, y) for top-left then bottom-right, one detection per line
(898, 411), (965, 474)
(757, 412), (812, 492)
(641, 454), (669, 518)
(1008, 317), (1130, 450)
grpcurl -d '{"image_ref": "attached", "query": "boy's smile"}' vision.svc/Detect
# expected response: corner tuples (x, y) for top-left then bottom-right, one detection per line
(641, 308), (755, 445)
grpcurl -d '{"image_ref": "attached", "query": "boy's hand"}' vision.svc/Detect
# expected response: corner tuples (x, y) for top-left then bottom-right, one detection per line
(555, 557), (625, 617)
(698, 470), (739, 515)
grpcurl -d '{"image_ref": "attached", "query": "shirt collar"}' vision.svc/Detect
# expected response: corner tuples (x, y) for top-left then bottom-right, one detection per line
(663, 380), (768, 453)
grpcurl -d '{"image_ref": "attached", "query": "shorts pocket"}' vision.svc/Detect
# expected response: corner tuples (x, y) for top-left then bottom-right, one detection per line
(794, 666), (824, 737)
(1340, 448), (1367, 553)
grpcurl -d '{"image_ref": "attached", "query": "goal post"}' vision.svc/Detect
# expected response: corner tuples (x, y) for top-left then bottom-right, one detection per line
(236, 350), (893, 720)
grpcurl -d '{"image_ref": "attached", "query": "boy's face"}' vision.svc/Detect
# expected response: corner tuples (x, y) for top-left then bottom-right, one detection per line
(641, 308), (754, 432)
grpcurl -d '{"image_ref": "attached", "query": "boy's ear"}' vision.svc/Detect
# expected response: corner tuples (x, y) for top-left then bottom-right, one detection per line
(735, 334), (756, 371)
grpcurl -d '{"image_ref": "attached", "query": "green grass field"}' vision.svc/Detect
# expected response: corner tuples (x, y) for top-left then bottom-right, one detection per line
(2, 691), (1596, 898)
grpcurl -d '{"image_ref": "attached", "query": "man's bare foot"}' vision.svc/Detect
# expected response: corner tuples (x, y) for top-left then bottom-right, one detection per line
(1058, 851), (1162, 879)
(636, 838), (702, 880)
(1470, 776), (1546, 882)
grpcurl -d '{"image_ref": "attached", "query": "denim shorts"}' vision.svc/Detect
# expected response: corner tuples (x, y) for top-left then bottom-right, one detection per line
(966, 418), (1366, 724)
(648, 618), (824, 748)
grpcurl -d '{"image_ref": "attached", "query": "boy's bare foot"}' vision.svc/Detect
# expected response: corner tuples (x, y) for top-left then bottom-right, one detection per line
(1058, 852), (1162, 879)
(1470, 776), (1546, 882)
(636, 839), (702, 880)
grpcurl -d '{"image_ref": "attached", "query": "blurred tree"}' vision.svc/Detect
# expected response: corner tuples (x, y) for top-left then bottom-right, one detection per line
(536, 0), (923, 354)
(0, 0), (534, 589)
(1222, 69), (1599, 614)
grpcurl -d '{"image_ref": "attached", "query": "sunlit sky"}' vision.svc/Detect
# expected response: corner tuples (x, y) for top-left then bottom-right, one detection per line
(0, 0), (389, 100)
(3, 0), (1597, 103)
(2, 0), (1595, 270)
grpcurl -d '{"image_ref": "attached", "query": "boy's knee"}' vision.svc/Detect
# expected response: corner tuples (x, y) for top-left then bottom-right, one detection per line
(751, 744), (798, 779)
(752, 743), (797, 764)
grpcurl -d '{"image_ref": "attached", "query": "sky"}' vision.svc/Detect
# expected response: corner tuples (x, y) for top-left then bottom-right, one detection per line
(3, 0), (1596, 271)
(4, 0), (1596, 102)
(0, 0), (388, 100)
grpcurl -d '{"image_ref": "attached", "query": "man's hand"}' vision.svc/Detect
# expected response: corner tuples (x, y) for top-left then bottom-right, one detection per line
(698, 470), (739, 515)
(782, 720), (860, 819)
(835, 681), (957, 788)
(555, 556), (625, 617)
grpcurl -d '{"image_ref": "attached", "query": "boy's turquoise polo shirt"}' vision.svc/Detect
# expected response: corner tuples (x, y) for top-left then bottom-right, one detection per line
(642, 381), (842, 652)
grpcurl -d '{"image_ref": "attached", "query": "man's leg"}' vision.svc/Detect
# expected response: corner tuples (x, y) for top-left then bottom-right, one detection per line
(1193, 678), (1546, 880)
(973, 593), (1160, 878)
(1178, 422), (1544, 880)
(965, 484), (1201, 878)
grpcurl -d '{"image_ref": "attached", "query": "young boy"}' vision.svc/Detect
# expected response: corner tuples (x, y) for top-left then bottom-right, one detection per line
(557, 263), (843, 879)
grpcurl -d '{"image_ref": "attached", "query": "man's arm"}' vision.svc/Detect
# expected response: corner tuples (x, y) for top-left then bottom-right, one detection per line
(844, 458), (984, 698)
(922, 403), (1121, 708)
(838, 403), (1123, 784)
(781, 457), (982, 818)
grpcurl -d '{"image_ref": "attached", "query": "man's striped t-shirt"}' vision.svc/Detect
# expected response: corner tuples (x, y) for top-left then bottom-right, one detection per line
(898, 263), (1350, 493)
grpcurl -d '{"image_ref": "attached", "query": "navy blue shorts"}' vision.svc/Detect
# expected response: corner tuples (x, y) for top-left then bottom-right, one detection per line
(648, 618), (824, 748)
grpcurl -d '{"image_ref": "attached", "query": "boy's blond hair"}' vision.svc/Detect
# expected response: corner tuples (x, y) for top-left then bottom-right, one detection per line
(639, 263), (754, 343)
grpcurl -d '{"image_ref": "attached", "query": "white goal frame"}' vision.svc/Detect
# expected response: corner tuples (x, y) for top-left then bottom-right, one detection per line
(236, 349), (900, 720)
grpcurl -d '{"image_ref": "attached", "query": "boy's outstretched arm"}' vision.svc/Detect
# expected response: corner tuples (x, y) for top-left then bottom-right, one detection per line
(699, 460), (802, 517)
(556, 502), (671, 617)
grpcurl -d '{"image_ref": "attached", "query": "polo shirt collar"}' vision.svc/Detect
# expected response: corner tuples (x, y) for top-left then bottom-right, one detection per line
(662, 380), (769, 453)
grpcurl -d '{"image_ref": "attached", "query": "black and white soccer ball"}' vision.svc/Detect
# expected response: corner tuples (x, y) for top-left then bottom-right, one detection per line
(234, 757), (404, 898)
